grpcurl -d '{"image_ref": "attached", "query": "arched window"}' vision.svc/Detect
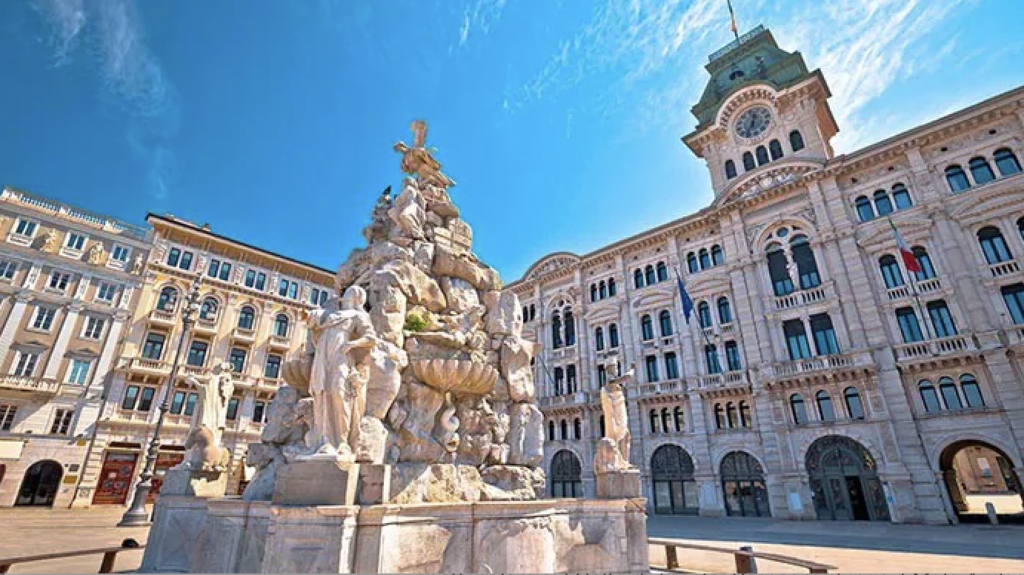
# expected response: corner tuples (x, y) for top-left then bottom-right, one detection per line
(608, 278), (617, 296)
(698, 249), (711, 270)
(879, 255), (905, 289)
(609, 323), (620, 347)
(892, 183), (912, 210)
(656, 262), (668, 282)
(945, 165), (970, 192)
(790, 393), (808, 424)
(560, 419), (568, 440)
(919, 380), (941, 412)
(590, 284), (598, 302)
(769, 139), (783, 160)
(599, 280), (608, 299)
(725, 402), (737, 428)
(649, 409), (660, 433)
(687, 253), (699, 274)
(273, 314), (290, 338)
(755, 146), (769, 166)
(938, 377), (962, 411)
(816, 390), (836, 422)
(659, 310), (673, 337)
(789, 130), (805, 152)
(791, 235), (821, 289)
(573, 418), (581, 440)
(697, 301), (713, 328)
(661, 408), (670, 434)
(711, 245), (724, 266)
(704, 344), (722, 374)
(994, 148), (1022, 176)
(643, 265), (655, 286)
(551, 313), (563, 349)
(717, 297), (732, 324)
(978, 226), (1013, 264)
(855, 196), (874, 222)
(766, 243), (794, 296)
(714, 403), (726, 429)
(529, 305), (536, 321)
(673, 406), (684, 432)
(742, 151), (756, 171)
(157, 287), (178, 312)
(547, 420), (555, 441)
(873, 190), (893, 216)
(595, 327), (605, 351)
(564, 310), (576, 346)
(739, 401), (751, 428)
(725, 159), (737, 179)
(912, 246), (936, 280)
(634, 269), (644, 289)
(969, 156), (995, 185)
(641, 314), (654, 341)
(237, 305), (256, 330)
(844, 387), (865, 420)
(960, 374), (984, 408)
(199, 297), (218, 320)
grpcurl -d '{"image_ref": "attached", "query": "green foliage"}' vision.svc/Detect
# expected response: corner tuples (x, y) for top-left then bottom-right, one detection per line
(404, 313), (428, 332)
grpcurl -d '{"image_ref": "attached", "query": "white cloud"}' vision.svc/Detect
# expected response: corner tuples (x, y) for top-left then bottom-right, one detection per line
(457, 0), (507, 50)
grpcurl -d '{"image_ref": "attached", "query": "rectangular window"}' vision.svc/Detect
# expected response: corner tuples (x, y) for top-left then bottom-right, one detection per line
(725, 341), (742, 371)
(121, 385), (140, 410)
(256, 272), (266, 291)
(142, 332), (166, 360)
(82, 316), (105, 340)
(244, 269), (256, 288)
(895, 307), (924, 343)
(311, 288), (321, 306)
(67, 359), (91, 384)
(226, 397), (240, 420)
(32, 306), (56, 331)
(927, 300), (958, 338)
(170, 390), (186, 415)
(179, 251), (194, 270)
(1001, 284), (1024, 325)
(229, 347), (247, 373)
(664, 352), (679, 379)
(111, 245), (130, 263)
(264, 354), (282, 379)
(137, 387), (156, 411)
(207, 259), (221, 278)
(65, 232), (86, 251)
(644, 355), (659, 382)
(219, 263), (232, 281)
(809, 313), (840, 355)
(783, 320), (812, 360)
(288, 282), (298, 299)
(278, 279), (289, 297)
(0, 259), (17, 280)
(0, 404), (17, 431)
(48, 271), (70, 291)
(253, 401), (266, 423)
(187, 341), (209, 367)
(167, 247), (181, 267)
(704, 345), (722, 374)
(96, 282), (117, 303)
(184, 392), (198, 416)
(14, 219), (38, 238)
(50, 409), (74, 435)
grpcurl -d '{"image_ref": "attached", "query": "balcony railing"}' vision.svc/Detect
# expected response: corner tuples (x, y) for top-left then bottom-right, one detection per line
(632, 379), (684, 398)
(268, 333), (291, 349)
(124, 357), (171, 375)
(764, 350), (872, 380)
(917, 277), (941, 293)
(233, 327), (256, 343)
(149, 308), (176, 325)
(0, 375), (60, 395)
(989, 260), (1020, 278)
(774, 283), (829, 311)
(886, 277), (943, 301)
(538, 391), (589, 407)
(1005, 324), (1024, 346)
(194, 317), (218, 333)
(695, 370), (748, 390)
(893, 334), (976, 361)
(720, 322), (735, 335)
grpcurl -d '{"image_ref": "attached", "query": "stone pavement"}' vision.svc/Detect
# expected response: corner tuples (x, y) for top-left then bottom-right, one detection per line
(648, 514), (1024, 573)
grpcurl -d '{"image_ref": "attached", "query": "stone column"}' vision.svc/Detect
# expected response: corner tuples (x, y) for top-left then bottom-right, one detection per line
(43, 303), (82, 379)
(0, 293), (32, 363)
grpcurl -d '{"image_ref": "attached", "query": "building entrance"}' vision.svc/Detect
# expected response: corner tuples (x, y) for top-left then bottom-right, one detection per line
(651, 444), (698, 515)
(15, 460), (63, 507)
(721, 451), (770, 517)
(92, 451), (139, 505)
(550, 450), (583, 497)
(939, 440), (1023, 524)
(806, 435), (889, 521)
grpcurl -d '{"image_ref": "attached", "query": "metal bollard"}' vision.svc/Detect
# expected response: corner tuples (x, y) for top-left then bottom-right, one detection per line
(985, 502), (999, 525)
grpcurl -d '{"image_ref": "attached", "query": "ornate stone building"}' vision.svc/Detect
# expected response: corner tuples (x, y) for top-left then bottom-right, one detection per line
(75, 214), (333, 506)
(0, 187), (150, 508)
(509, 27), (1024, 524)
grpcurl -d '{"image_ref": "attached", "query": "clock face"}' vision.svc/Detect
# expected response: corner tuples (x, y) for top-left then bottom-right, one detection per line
(735, 106), (772, 139)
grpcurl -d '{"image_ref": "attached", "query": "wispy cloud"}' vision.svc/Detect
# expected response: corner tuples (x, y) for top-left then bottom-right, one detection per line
(31, 0), (180, 200)
(457, 0), (507, 49)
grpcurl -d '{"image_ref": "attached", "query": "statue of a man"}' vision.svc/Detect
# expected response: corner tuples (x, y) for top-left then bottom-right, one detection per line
(303, 285), (378, 461)
(180, 362), (235, 471)
(596, 362), (635, 473)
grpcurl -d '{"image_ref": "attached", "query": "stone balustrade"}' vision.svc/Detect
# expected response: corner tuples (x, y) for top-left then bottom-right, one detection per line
(695, 369), (748, 390)
(989, 260), (1020, 278)
(773, 282), (830, 311)
(149, 308), (176, 326)
(0, 375), (60, 395)
(764, 349), (872, 380)
(125, 356), (171, 375)
(893, 333), (976, 361)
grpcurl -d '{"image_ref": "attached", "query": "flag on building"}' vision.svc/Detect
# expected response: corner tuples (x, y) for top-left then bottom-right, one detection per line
(727, 0), (739, 38)
(675, 268), (694, 324)
(889, 219), (922, 274)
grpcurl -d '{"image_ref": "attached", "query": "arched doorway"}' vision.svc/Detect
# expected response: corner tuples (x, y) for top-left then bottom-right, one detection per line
(550, 450), (582, 498)
(806, 435), (889, 521)
(651, 444), (698, 515)
(15, 460), (63, 507)
(939, 440), (1023, 524)
(721, 451), (770, 517)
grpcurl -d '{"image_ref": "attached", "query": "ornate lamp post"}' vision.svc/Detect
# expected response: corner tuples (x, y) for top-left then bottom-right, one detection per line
(119, 273), (203, 527)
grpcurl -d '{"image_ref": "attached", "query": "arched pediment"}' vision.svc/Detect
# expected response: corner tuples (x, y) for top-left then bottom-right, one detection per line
(523, 252), (581, 282)
(855, 217), (933, 250)
(715, 84), (779, 131)
(948, 184), (1024, 224)
(584, 302), (621, 324)
(631, 285), (676, 310)
(718, 160), (823, 207)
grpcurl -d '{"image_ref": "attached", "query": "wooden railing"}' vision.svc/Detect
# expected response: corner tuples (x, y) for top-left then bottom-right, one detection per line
(649, 538), (835, 574)
(0, 539), (144, 574)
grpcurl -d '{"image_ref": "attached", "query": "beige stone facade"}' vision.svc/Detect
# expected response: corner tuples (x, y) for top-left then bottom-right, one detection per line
(510, 28), (1024, 524)
(76, 214), (333, 507)
(0, 187), (150, 508)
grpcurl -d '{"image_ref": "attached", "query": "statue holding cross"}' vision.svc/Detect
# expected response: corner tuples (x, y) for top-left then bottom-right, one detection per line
(393, 120), (455, 189)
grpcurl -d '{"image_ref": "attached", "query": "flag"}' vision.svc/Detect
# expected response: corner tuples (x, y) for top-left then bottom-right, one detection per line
(727, 0), (739, 38)
(889, 219), (922, 274)
(675, 268), (694, 324)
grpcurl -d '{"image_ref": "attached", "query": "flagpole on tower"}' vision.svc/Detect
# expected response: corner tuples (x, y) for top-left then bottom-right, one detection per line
(727, 0), (740, 41)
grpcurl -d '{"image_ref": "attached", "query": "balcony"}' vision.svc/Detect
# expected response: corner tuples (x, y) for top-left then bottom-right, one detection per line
(538, 392), (589, 407)
(631, 379), (685, 398)
(149, 308), (176, 327)
(886, 277), (943, 302)
(268, 333), (291, 350)
(549, 346), (576, 361)
(181, 365), (206, 378)
(764, 350), (873, 382)
(1004, 324), (1024, 346)
(232, 327), (256, 343)
(194, 317), (218, 335)
(123, 357), (171, 376)
(0, 375), (60, 396)
(774, 282), (829, 311)
(989, 260), (1020, 278)
(695, 370), (748, 391)
(916, 277), (942, 293)
(893, 334), (977, 362)
(720, 322), (735, 335)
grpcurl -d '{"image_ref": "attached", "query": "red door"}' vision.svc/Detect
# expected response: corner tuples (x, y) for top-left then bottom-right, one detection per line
(92, 452), (138, 505)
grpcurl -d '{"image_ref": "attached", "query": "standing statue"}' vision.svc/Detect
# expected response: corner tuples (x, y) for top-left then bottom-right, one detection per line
(40, 230), (59, 253)
(132, 253), (145, 275)
(303, 285), (378, 461)
(86, 243), (107, 266)
(595, 363), (636, 473)
(180, 362), (235, 472)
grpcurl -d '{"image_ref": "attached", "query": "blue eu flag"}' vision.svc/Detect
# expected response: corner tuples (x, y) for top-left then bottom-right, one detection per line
(675, 268), (694, 324)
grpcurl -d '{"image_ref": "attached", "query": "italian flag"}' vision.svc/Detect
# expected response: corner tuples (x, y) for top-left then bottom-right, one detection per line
(889, 219), (922, 274)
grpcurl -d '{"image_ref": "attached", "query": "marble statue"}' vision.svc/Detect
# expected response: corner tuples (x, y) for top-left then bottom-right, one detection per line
(86, 243), (107, 266)
(180, 362), (235, 472)
(595, 363), (635, 473)
(303, 285), (378, 461)
(40, 230), (58, 253)
(131, 253), (145, 274)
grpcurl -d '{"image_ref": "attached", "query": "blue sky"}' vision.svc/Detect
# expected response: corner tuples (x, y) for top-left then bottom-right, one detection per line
(1, 0), (1022, 280)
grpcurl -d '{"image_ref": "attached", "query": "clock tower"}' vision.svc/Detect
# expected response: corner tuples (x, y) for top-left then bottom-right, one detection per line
(682, 26), (839, 203)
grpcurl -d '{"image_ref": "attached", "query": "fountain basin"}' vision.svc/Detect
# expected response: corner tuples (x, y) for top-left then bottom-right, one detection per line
(411, 358), (497, 394)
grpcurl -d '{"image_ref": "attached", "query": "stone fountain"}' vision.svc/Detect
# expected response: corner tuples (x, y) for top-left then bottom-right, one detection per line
(141, 121), (648, 574)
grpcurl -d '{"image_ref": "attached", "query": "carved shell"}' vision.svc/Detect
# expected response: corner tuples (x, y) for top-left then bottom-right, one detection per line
(411, 358), (497, 395)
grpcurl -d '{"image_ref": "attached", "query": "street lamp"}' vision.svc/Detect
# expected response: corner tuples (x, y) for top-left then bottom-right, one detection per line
(119, 273), (204, 527)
